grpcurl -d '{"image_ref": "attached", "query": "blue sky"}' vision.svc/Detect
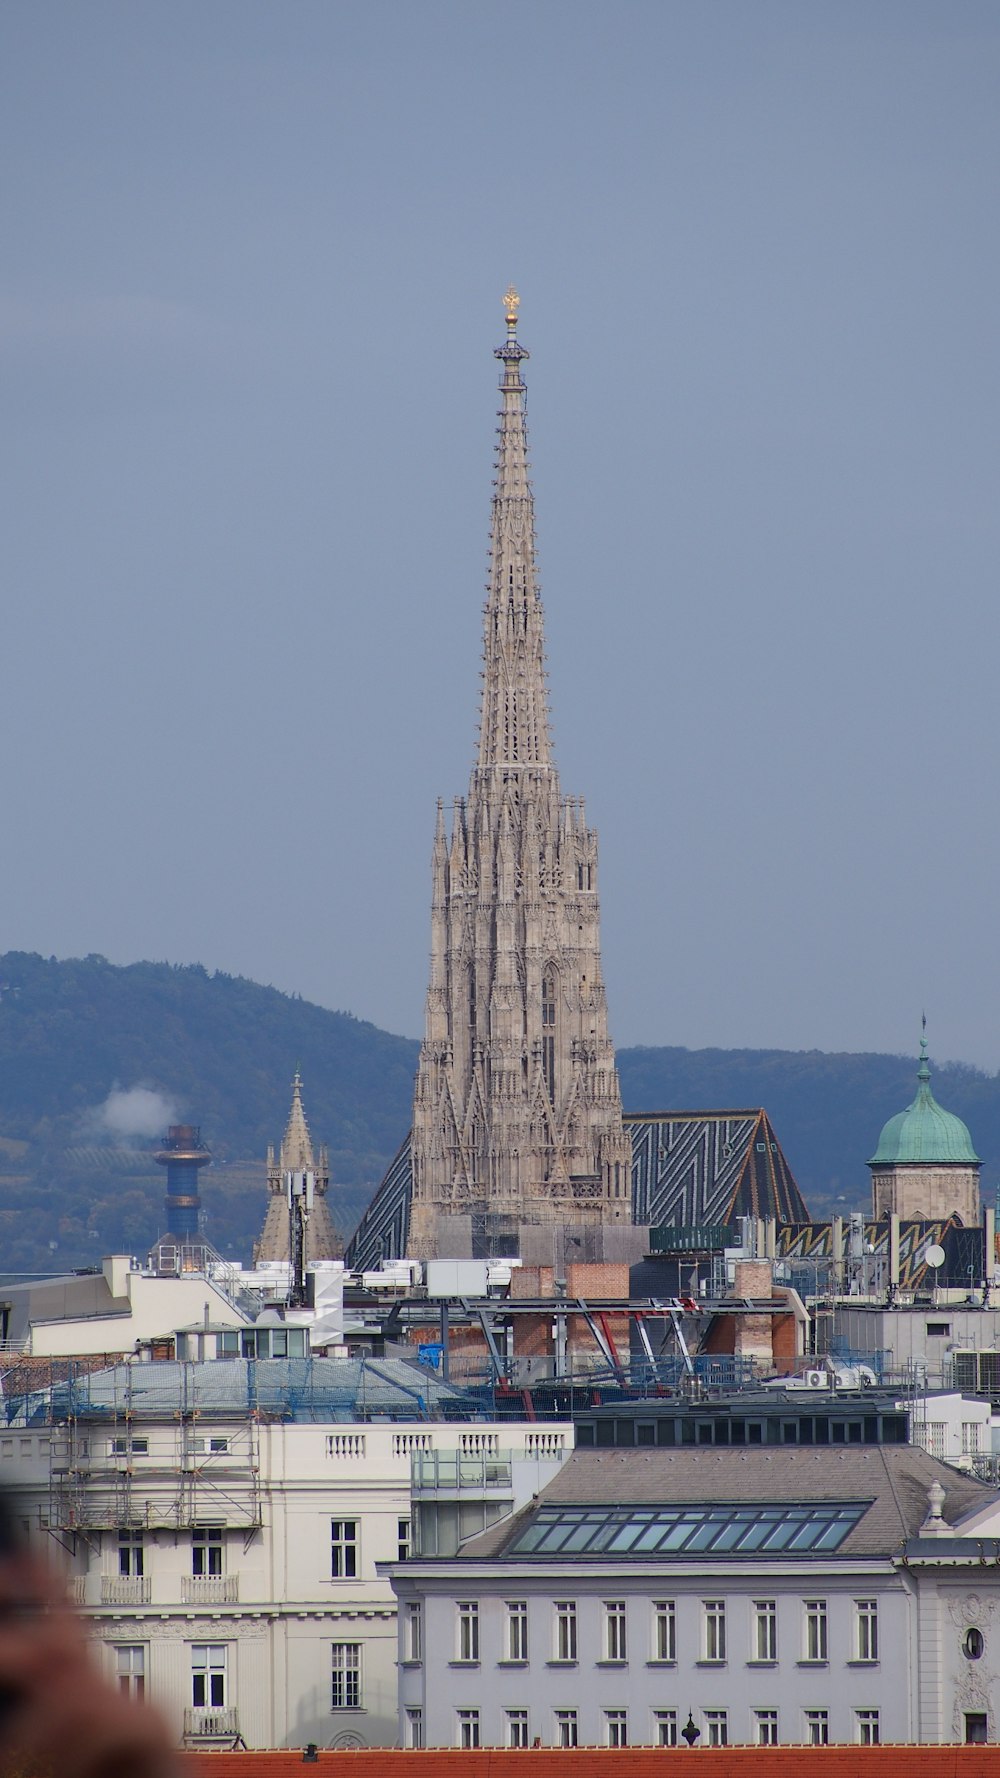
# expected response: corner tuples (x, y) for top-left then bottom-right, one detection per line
(2, 2), (999, 1067)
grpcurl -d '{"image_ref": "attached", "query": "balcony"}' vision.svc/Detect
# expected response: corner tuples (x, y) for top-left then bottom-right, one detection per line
(412, 1450), (512, 1494)
(182, 1707), (241, 1746)
(181, 1574), (239, 1605)
(100, 1575), (151, 1605)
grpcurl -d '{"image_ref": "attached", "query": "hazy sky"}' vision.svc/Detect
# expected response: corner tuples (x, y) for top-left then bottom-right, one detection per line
(3, 3), (999, 1069)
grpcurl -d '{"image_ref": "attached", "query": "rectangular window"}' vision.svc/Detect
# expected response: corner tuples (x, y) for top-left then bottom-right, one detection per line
(405, 1603), (422, 1664)
(457, 1709), (480, 1750)
(397, 1518), (411, 1562)
(604, 1599), (627, 1661)
(331, 1643), (361, 1710)
(804, 1599), (828, 1662)
(506, 1600), (528, 1661)
(653, 1710), (677, 1747)
(605, 1710), (628, 1747)
(208, 1436), (229, 1454)
(192, 1528), (223, 1577)
(405, 1708), (423, 1749)
(331, 1519), (358, 1580)
(653, 1599), (676, 1662)
(191, 1645), (226, 1709)
(555, 1710), (578, 1748)
(111, 1437), (148, 1457)
(506, 1710), (529, 1748)
(704, 1710), (728, 1747)
(555, 1601), (577, 1662)
(754, 1709), (778, 1745)
(856, 1709), (880, 1745)
(114, 1646), (145, 1699)
(856, 1599), (879, 1661)
(753, 1599), (777, 1661)
(118, 1531), (144, 1579)
(805, 1709), (829, 1746)
(703, 1599), (727, 1662)
(922, 1423), (946, 1458)
(963, 1422), (982, 1456)
(457, 1601), (480, 1662)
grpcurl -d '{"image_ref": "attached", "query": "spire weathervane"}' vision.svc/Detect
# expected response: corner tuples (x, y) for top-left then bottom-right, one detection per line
(918, 1018), (931, 1085)
(503, 285), (520, 333)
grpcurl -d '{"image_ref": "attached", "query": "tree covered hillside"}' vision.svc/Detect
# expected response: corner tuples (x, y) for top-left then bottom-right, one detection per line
(0, 951), (996, 1273)
(0, 952), (418, 1270)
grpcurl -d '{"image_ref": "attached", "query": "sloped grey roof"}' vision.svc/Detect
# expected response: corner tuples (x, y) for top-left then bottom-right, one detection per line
(457, 1446), (995, 1561)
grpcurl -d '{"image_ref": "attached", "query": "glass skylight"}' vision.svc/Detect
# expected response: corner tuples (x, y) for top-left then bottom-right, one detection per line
(509, 1501), (869, 1558)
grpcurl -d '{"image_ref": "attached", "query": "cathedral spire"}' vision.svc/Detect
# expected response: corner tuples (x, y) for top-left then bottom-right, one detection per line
(477, 288), (553, 773)
(407, 293), (630, 1259)
(280, 1068), (316, 1172)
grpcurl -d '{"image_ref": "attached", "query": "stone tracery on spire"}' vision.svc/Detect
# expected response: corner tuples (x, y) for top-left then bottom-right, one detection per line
(476, 291), (554, 774)
(408, 294), (630, 1255)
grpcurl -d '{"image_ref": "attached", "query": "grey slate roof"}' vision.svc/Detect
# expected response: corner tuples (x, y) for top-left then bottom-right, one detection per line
(455, 1446), (995, 1562)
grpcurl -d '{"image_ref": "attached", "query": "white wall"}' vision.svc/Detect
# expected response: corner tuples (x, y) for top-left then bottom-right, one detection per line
(3, 1409), (572, 1749)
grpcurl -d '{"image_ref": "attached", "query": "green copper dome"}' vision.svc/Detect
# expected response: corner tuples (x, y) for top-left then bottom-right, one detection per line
(869, 1038), (980, 1166)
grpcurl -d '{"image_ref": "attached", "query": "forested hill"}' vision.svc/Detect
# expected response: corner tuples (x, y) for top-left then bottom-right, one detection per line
(0, 950), (996, 1272)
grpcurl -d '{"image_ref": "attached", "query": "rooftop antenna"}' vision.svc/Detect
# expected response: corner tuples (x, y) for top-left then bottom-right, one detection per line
(285, 1169), (315, 1307)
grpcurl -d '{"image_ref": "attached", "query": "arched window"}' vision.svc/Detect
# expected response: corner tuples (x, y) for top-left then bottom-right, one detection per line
(542, 970), (557, 1102)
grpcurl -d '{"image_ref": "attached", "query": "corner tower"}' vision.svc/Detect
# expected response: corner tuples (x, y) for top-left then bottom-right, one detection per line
(408, 291), (630, 1259)
(869, 1033), (981, 1224)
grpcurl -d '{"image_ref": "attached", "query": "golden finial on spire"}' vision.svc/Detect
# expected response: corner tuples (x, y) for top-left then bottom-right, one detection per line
(503, 285), (520, 331)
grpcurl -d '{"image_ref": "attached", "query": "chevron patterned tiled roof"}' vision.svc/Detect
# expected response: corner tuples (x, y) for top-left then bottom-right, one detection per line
(627, 1108), (809, 1226)
(345, 1107), (809, 1272)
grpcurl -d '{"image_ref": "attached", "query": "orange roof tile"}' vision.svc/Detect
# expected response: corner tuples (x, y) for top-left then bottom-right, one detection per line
(178, 1748), (1000, 1778)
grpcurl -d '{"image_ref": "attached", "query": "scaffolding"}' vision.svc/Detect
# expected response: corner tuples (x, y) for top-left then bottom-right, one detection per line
(41, 1363), (262, 1535)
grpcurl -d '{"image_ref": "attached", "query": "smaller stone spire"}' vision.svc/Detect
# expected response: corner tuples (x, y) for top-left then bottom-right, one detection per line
(280, 1068), (315, 1173)
(253, 1070), (342, 1265)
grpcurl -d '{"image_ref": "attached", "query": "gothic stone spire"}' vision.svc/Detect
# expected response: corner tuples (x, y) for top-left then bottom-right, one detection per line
(477, 285), (552, 772)
(280, 1068), (315, 1173)
(408, 292), (630, 1258)
(253, 1071), (343, 1264)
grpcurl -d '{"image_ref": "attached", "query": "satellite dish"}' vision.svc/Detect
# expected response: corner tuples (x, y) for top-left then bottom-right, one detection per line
(924, 1244), (946, 1269)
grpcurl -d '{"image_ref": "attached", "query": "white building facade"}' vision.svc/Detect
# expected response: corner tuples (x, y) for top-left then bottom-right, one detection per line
(392, 1446), (1000, 1749)
(1, 1357), (570, 1750)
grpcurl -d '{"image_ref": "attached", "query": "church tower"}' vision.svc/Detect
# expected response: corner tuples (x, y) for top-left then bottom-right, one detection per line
(253, 1071), (342, 1264)
(408, 291), (630, 1259)
(869, 1032), (981, 1225)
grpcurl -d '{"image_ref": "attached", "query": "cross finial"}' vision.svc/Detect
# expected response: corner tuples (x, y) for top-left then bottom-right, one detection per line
(503, 285), (520, 333)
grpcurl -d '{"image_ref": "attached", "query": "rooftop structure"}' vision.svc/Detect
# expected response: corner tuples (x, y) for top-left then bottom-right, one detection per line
(155, 1124), (211, 1241)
